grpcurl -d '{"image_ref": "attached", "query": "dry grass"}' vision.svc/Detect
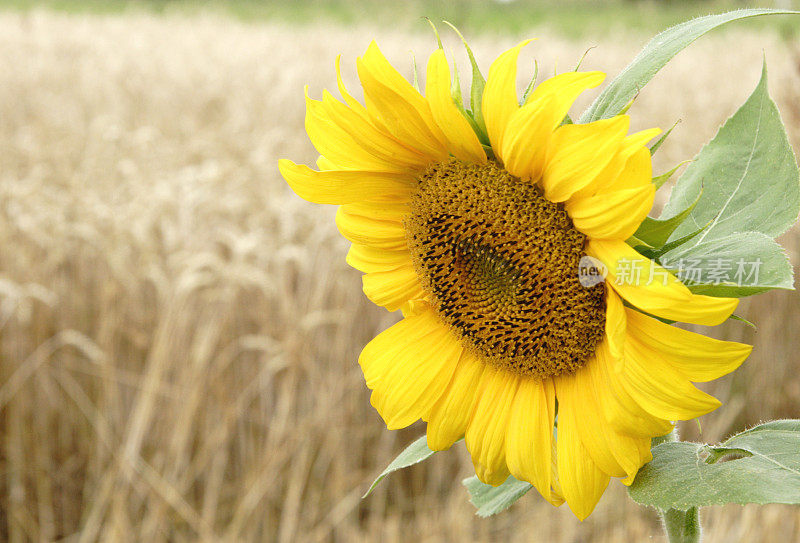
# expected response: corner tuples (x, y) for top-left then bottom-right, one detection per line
(1, 9), (800, 542)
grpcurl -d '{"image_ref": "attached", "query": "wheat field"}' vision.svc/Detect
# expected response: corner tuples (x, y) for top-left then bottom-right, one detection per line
(1, 9), (800, 542)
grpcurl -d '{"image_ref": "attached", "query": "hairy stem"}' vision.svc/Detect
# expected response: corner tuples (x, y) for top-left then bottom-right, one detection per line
(660, 507), (701, 543)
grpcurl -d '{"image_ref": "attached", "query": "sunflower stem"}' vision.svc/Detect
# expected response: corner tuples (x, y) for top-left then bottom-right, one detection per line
(660, 507), (702, 543)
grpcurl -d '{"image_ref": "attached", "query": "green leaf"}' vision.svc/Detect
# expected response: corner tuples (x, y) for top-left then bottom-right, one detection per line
(629, 420), (800, 510)
(634, 188), (703, 248)
(661, 60), (800, 244)
(660, 231), (793, 297)
(363, 436), (436, 498)
(579, 9), (800, 123)
(463, 475), (532, 517)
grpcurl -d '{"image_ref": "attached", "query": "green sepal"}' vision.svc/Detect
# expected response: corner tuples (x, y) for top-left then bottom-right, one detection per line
(633, 246), (659, 260)
(653, 218), (711, 257)
(449, 62), (489, 147)
(650, 119), (680, 156)
(443, 21), (488, 139)
(410, 53), (420, 92)
(616, 91), (639, 116)
(652, 160), (691, 189)
(425, 17), (443, 50)
(620, 299), (676, 325)
(626, 235), (651, 249)
(574, 46), (596, 72)
(633, 188), (703, 248)
(450, 55), (464, 108)
(654, 216), (715, 256)
(520, 60), (539, 105)
(728, 313), (756, 329)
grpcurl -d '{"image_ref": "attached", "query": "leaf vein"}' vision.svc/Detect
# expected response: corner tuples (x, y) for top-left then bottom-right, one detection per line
(691, 86), (766, 246)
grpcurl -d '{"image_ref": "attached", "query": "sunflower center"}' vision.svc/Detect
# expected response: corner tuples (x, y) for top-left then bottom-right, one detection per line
(405, 158), (606, 379)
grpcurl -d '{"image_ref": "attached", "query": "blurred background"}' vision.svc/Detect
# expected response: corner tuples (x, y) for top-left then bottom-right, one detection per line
(1, 1), (799, 541)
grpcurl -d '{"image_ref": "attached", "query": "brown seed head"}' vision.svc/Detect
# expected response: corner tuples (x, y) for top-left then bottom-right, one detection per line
(405, 158), (606, 379)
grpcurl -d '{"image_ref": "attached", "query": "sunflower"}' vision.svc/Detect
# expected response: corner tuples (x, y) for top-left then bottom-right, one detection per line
(279, 40), (752, 519)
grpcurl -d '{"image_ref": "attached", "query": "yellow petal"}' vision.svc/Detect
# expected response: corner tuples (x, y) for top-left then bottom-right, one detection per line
(321, 90), (430, 171)
(556, 399), (610, 520)
(357, 42), (448, 161)
(549, 445), (566, 506)
(316, 155), (337, 171)
(400, 299), (428, 318)
(335, 55), (372, 122)
(556, 363), (651, 482)
(465, 367), (520, 486)
(524, 69), (605, 108)
(621, 128), (663, 159)
(482, 40), (533, 158)
(587, 239), (738, 326)
(623, 438), (655, 486)
(342, 201), (410, 222)
(279, 160), (414, 205)
(541, 115), (630, 202)
(362, 264), (426, 312)
(426, 49), (487, 164)
(567, 184), (655, 240)
(604, 286), (627, 362)
(599, 136), (658, 194)
(626, 308), (751, 382)
(501, 71), (604, 179)
(505, 377), (559, 504)
(585, 353), (657, 484)
(305, 89), (407, 172)
(571, 129), (660, 199)
(426, 350), (486, 450)
(359, 305), (462, 429)
(593, 340), (675, 438)
(619, 335), (722, 421)
(346, 243), (413, 273)
(335, 205), (408, 249)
